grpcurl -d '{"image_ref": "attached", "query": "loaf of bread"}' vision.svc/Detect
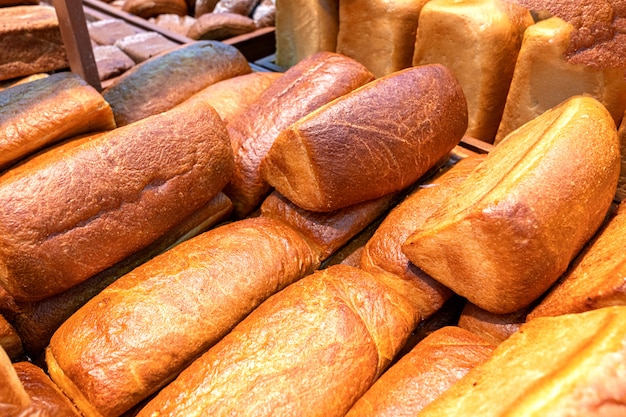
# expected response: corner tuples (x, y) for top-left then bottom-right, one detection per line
(0, 100), (233, 302)
(403, 96), (620, 314)
(527, 202), (626, 320)
(336, 0), (429, 78)
(360, 154), (484, 320)
(47, 217), (319, 417)
(261, 64), (467, 212)
(618, 115), (626, 202)
(224, 51), (374, 217)
(136, 264), (420, 417)
(494, 16), (626, 144)
(0, 346), (30, 415)
(187, 12), (257, 40)
(0, 314), (22, 361)
(418, 306), (626, 416)
(260, 190), (400, 261)
(0, 72), (115, 171)
(274, 0), (339, 69)
(0, 5), (68, 81)
(345, 326), (494, 417)
(13, 361), (82, 417)
(0, 73), (48, 92)
(457, 301), (528, 346)
(412, 0), (533, 144)
(12, 192), (233, 357)
(122, 0), (188, 18)
(182, 71), (282, 125)
(102, 40), (251, 126)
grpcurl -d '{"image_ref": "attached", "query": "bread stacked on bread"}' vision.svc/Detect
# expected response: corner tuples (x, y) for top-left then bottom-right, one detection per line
(0, 72), (115, 171)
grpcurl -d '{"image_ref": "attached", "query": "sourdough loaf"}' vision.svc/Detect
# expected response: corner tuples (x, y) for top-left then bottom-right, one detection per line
(261, 64), (467, 212)
(527, 202), (626, 320)
(136, 265), (420, 417)
(46, 217), (319, 417)
(274, 0), (339, 69)
(402, 96), (620, 314)
(336, 0), (430, 78)
(102, 40), (251, 126)
(418, 306), (626, 416)
(345, 326), (494, 417)
(224, 51), (374, 217)
(181, 71), (282, 125)
(0, 5), (68, 81)
(494, 16), (626, 144)
(412, 0), (533, 144)
(0, 72), (115, 171)
(0, 100), (233, 302)
(360, 155), (484, 320)
(12, 192), (233, 357)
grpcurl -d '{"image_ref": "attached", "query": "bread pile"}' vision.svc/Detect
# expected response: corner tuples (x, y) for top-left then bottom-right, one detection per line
(2, 1), (626, 416)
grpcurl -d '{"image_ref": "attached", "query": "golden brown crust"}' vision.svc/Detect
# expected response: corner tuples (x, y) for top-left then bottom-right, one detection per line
(413, 0), (533, 143)
(360, 155), (485, 320)
(102, 40), (251, 126)
(261, 64), (467, 212)
(0, 72), (115, 171)
(337, 0), (430, 78)
(0, 100), (233, 302)
(224, 51), (374, 218)
(187, 12), (257, 40)
(137, 265), (420, 417)
(345, 326), (494, 417)
(260, 190), (399, 261)
(403, 96), (620, 314)
(528, 202), (626, 320)
(457, 302), (528, 346)
(0, 314), (23, 360)
(12, 192), (232, 357)
(418, 306), (626, 416)
(13, 361), (81, 417)
(182, 71), (282, 125)
(0, 6), (68, 81)
(48, 217), (319, 417)
(0, 346), (30, 411)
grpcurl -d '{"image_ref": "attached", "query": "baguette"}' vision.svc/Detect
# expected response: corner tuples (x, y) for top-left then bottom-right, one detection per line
(418, 306), (626, 416)
(261, 64), (467, 212)
(136, 265), (420, 417)
(47, 217), (319, 417)
(11, 192), (232, 357)
(412, 0), (533, 144)
(0, 72), (115, 171)
(402, 96), (620, 314)
(224, 51), (374, 217)
(0, 100), (233, 302)
(527, 202), (626, 320)
(102, 40), (251, 126)
(360, 154), (485, 320)
(345, 326), (494, 417)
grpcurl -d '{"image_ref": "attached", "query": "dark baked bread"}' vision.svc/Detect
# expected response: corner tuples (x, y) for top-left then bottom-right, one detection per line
(345, 326), (494, 417)
(224, 51), (374, 217)
(47, 217), (319, 417)
(0, 100), (233, 302)
(102, 40), (251, 126)
(403, 96), (620, 314)
(0, 72), (115, 171)
(261, 64), (468, 212)
(136, 265), (420, 417)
